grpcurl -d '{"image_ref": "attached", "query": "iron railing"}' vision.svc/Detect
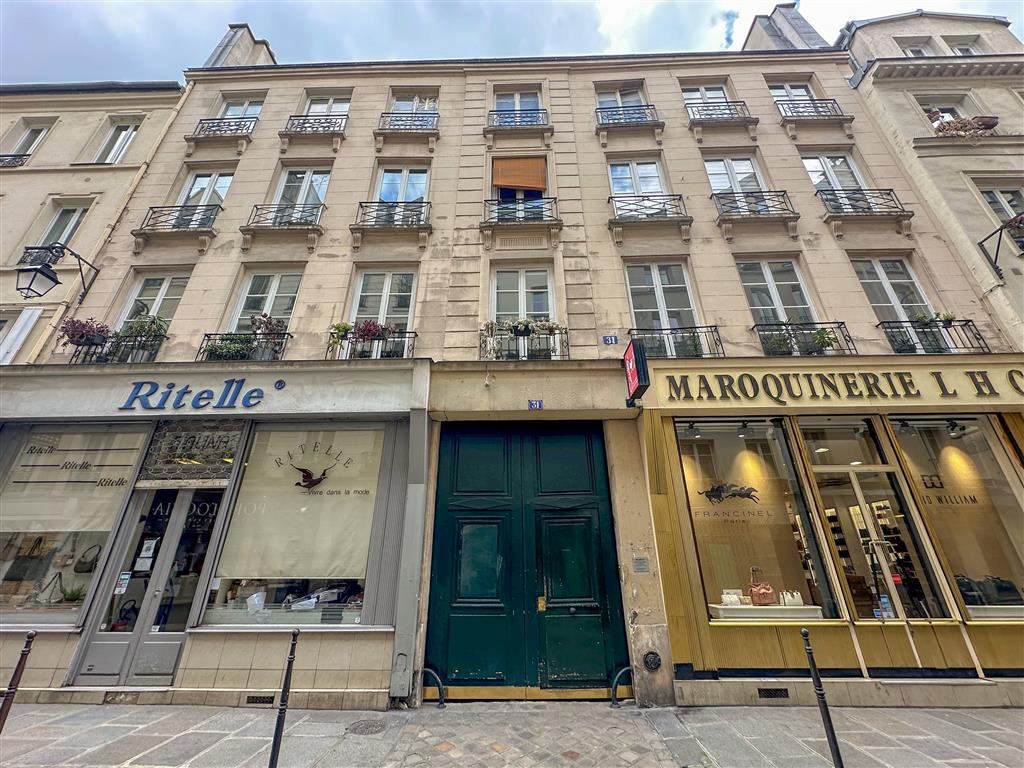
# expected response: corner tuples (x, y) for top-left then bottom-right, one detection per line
(628, 327), (725, 358)
(0, 154), (29, 167)
(378, 112), (439, 131)
(977, 213), (1023, 279)
(325, 330), (417, 360)
(686, 101), (753, 121)
(19, 243), (69, 266)
(283, 114), (347, 133)
(753, 322), (857, 356)
(487, 109), (549, 127)
(596, 104), (659, 125)
(246, 204), (325, 227)
(482, 328), (570, 361)
(776, 99), (847, 119)
(610, 194), (687, 219)
(816, 188), (909, 215)
(482, 198), (559, 224)
(190, 116), (258, 137)
(69, 334), (168, 365)
(138, 205), (222, 230)
(712, 190), (797, 217)
(878, 319), (990, 355)
(197, 332), (292, 362)
(354, 201), (430, 227)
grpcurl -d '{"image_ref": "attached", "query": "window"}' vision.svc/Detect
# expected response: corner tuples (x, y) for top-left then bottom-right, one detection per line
(175, 171), (233, 227)
(0, 308), (43, 365)
(980, 188), (1024, 224)
(222, 98), (263, 117)
(596, 87), (649, 123)
(96, 123), (139, 164)
(375, 167), (429, 224)
(890, 416), (1024, 619)
(12, 126), (47, 156)
(233, 273), (302, 332)
(274, 168), (330, 223)
(803, 154), (871, 212)
(737, 260), (815, 325)
(493, 268), (551, 323)
(348, 272), (416, 359)
(392, 93), (437, 113)
(920, 102), (961, 126)
(626, 264), (706, 357)
(704, 157), (763, 194)
(951, 44), (977, 56)
(676, 418), (839, 620)
(491, 156), (548, 221)
(682, 85), (727, 104)
(609, 160), (667, 217)
(597, 87), (644, 109)
(121, 275), (189, 326)
(306, 96), (349, 116)
(768, 83), (813, 102)
(493, 90), (544, 127)
(495, 90), (540, 111)
(852, 258), (931, 324)
(902, 45), (930, 57)
(39, 206), (88, 246)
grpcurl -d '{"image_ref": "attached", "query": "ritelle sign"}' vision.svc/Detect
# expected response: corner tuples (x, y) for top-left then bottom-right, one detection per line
(119, 378), (280, 411)
(623, 340), (650, 406)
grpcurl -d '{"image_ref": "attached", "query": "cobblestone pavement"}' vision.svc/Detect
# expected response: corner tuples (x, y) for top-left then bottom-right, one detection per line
(0, 702), (1021, 768)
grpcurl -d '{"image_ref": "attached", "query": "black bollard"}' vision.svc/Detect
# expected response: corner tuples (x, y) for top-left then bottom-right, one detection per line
(421, 667), (446, 709)
(0, 630), (36, 735)
(268, 629), (299, 768)
(802, 628), (844, 768)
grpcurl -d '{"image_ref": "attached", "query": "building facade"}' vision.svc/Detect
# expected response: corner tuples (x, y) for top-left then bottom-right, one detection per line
(1, 20), (1022, 710)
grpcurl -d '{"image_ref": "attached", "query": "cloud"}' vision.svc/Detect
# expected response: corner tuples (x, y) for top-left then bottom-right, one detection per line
(715, 9), (741, 49)
(595, 0), (662, 54)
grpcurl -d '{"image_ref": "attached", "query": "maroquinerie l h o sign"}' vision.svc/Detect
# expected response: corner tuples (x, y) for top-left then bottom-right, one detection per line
(655, 363), (1024, 409)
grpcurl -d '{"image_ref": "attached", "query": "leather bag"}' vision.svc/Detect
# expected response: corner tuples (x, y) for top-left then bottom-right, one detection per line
(748, 566), (779, 606)
(73, 544), (102, 574)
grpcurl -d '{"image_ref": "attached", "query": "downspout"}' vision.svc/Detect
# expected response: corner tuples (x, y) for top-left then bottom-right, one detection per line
(24, 80), (194, 364)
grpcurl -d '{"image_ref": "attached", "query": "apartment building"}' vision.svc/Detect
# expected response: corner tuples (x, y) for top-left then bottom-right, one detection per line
(0, 20), (1021, 711)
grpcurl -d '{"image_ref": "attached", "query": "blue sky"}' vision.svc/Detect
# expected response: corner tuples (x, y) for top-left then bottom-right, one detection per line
(2, 1), (1021, 84)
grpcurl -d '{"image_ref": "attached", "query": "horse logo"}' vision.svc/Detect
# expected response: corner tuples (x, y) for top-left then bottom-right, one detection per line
(699, 482), (760, 504)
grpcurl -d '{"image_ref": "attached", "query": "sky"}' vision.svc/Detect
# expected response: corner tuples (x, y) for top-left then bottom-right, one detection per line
(1, 0), (1022, 84)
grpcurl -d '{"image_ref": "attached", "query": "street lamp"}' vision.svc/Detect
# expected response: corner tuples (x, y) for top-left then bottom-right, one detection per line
(15, 243), (99, 304)
(15, 263), (60, 299)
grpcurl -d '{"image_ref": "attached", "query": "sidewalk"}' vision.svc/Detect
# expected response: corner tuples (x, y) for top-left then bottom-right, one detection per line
(0, 701), (1021, 768)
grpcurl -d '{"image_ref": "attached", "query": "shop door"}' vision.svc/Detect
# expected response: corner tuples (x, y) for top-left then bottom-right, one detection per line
(425, 423), (628, 695)
(75, 489), (223, 686)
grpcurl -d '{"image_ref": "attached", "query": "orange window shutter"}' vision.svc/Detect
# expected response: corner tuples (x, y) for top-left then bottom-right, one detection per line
(492, 157), (547, 191)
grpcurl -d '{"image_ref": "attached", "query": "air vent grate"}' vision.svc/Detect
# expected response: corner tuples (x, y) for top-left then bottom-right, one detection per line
(245, 694), (274, 705)
(498, 235), (546, 250)
(757, 687), (790, 700)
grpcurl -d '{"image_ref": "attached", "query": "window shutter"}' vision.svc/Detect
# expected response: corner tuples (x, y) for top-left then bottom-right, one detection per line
(492, 157), (547, 191)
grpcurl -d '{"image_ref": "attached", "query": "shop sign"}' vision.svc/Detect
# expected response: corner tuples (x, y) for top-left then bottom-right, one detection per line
(623, 340), (650, 405)
(119, 378), (284, 411)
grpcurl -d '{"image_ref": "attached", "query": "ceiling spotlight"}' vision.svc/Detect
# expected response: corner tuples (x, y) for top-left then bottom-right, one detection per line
(947, 419), (965, 438)
(850, 460), (863, 466)
(737, 421), (749, 439)
(814, 447), (830, 454)
(896, 420), (916, 436)
(682, 422), (702, 439)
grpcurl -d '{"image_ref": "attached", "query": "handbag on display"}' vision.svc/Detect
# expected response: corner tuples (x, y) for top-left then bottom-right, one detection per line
(955, 574), (985, 605)
(110, 599), (139, 632)
(780, 591), (804, 606)
(73, 544), (102, 574)
(748, 566), (779, 606)
(980, 576), (1022, 605)
(721, 590), (742, 606)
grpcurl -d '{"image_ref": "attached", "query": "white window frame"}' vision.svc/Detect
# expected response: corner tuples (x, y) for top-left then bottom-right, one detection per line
(230, 272), (302, 332)
(918, 100), (963, 126)
(95, 122), (140, 164)
(979, 187), (1024, 223)
(491, 267), (553, 322)
(768, 83), (814, 101)
(273, 167), (332, 209)
(221, 98), (263, 117)
(117, 274), (190, 328)
(176, 170), (234, 207)
(306, 95), (350, 115)
(625, 262), (705, 357)
(801, 153), (868, 190)
(737, 260), (817, 325)
(704, 157), (766, 194)
(375, 167), (429, 202)
(391, 94), (438, 113)
(39, 206), (89, 246)
(681, 85), (728, 104)
(0, 308), (44, 365)
(13, 125), (48, 156)
(596, 88), (644, 108)
(852, 258), (933, 322)
(343, 270), (418, 360)
(607, 159), (666, 195)
(494, 90), (541, 110)
(902, 45), (931, 57)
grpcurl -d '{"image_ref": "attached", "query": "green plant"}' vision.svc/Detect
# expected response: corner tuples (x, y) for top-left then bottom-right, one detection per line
(327, 322), (353, 353)
(204, 334), (256, 361)
(59, 582), (87, 602)
(249, 312), (288, 336)
(677, 331), (704, 358)
(115, 314), (169, 338)
(938, 312), (956, 322)
(809, 327), (839, 349)
(532, 320), (565, 335)
(764, 333), (794, 356)
(912, 311), (934, 325)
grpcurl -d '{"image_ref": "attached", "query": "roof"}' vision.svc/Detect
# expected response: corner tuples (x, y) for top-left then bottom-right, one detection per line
(0, 81), (182, 95)
(835, 9), (1011, 48)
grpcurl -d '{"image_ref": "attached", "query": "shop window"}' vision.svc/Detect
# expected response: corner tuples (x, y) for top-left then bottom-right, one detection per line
(799, 417), (949, 620)
(205, 425), (385, 626)
(0, 426), (148, 624)
(675, 418), (838, 620)
(891, 417), (1024, 619)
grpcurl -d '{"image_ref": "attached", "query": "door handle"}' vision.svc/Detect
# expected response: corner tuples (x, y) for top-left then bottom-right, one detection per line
(568, 607), (577, 615)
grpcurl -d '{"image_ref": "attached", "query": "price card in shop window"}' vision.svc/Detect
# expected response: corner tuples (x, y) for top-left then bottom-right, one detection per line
(114, 571), (131, 595)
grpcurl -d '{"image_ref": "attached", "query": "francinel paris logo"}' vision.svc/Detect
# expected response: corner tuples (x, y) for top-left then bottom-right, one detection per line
(699, 482), (761, 504)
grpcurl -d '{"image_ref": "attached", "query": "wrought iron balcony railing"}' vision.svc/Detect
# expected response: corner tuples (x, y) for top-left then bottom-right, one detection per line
(190, 116), (258, 137)
(326, 330), (417, 360)
(610, 194), (687, 220)
(19, 243), (70, 266)
(482, 198), (559, 224)
(487, 109), (549, 128)
(377, 112), (439, 131)
(69, 334), (168, 365)
(0, 154), (30, 167)
(482, 328), (570, 361)
(686, 101), (753, 121)
(246, 203), (325, 227)
(628, 327), (725, 359)
(977, 213), (1023, 279)
(712, 190), (797, 217)
(354, 201), (430, 227)
(753, 322), (857, 357)
(776, 99), (847, 119)
(138, 205), (222, 231)
(595, 104), (659, 125)
(878, 320), (990, 355)
(816, 188), (909, 215)
(283, 114), (347, 133)
(197, 332), (292, 362)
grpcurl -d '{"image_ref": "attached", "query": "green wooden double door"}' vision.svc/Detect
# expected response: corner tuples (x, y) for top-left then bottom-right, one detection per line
(426, 422), (628, 691)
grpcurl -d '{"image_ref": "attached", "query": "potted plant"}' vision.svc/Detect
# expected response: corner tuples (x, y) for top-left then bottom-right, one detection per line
(108, 314), (169, 363)
(889, 333), (918, 354)
(763, 333), (794, 356)
(676, 330), (704, 358)
(479, 320), (499, 360)
(352, 319), (392, 342)
(57, 316), (111, 348)
(508, 318), (534, 337)
(911, 311), (935, 328)
(247, 313), (290, 360)
(937, 311), (956, 329)
(532, 320), (564, 336)
(326, 321), (353, 356)
(59, 582), (88, 603)
(798, 326), (839, 356)
(204, 333), (257, 361)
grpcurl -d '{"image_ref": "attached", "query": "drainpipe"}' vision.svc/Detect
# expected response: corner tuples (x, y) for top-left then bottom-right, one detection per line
(24, 80), (194, 364)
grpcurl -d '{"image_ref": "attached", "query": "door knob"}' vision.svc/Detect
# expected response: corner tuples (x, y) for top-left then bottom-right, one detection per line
(568, 606), (577, 615)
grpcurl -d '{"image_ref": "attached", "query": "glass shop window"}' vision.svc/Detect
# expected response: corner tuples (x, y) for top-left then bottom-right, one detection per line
(891, 416), (1024, 619)
(205, 425), (385, 626)
(675, 419), (838, 620)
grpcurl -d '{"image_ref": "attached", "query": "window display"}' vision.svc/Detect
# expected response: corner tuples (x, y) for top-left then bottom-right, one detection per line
(676, 419), (838, 620)
(205, 425), (385, 625)
(891, 417), (1024, 620)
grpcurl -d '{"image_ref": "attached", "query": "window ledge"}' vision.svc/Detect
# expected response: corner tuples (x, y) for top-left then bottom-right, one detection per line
(595, 120), (665, 148)
(716, 211), (800, 241)
(238, 223), (324, 252)
(482, 123), (553, 149)
(0, 624), (83, 633)
(278, 129), (345, 154)
(187, 624), (395, 634)
(779, 114), (855, 140)
(372, 128), (439, 153)
(608, 215), (693, 246)
(131, 226), (217, 255)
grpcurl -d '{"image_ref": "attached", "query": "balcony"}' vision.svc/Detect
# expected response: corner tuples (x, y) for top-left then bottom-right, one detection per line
(483, 109), (552, 149)
(131, 205), (222, 255)
(325, 330), (417, 360)
(753, 322), (857, 357)
(197, 332), (292, 362)
(69, 334), (168, 365)
(481, 326), (570, 361)
(775, 99), (854, 139)
(815, 188), (914, 238)
(239, 204), (325, 252)
(628, 327), (725, 359)
(19, 243), (69, 266)
(608, 194), (693, 245)
(278, 114), (347, 153)
(373, 112), (440, 152)
(977, 213), (1024, 279)
(0, 154), (29, 168)
(711, 190), (800, 241)
(349, 201), (432, 250)
(480, 198), (561, 249)
(184, 116), (258, 156)
(685, 102), (758, 143)
(878, 320), (990, 355)
(594, 105), (664, 147)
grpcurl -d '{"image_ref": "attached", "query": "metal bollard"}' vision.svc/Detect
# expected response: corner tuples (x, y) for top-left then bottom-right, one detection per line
(267, 629), (299, 768)
(609, 666), (632, 709)
(421, 668), (446, 709)
(802, 628), (844, 768)
(0, 630), (36, 735)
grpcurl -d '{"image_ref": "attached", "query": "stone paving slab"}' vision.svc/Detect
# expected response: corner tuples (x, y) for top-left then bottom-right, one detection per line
(0, 702), (1021, 768)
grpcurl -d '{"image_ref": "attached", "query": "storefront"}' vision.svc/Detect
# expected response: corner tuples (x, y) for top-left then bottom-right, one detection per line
(0, 360), (429, 710)
(642, 355), (1024, 706)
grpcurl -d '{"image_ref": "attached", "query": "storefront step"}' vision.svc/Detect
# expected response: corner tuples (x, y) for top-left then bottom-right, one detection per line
(11, 687), (390, 710)
(673, 678), (1023, 708)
